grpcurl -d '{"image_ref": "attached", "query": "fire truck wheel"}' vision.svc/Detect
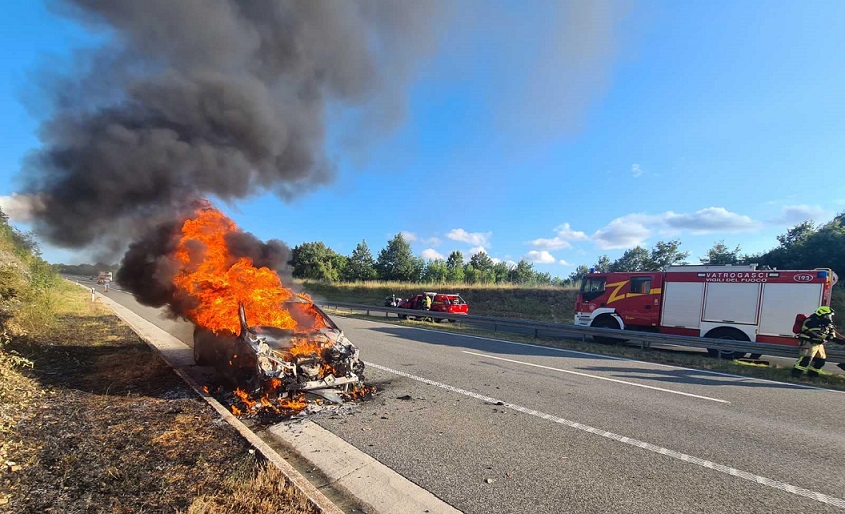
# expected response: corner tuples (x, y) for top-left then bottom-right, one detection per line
(704, 328), (749, 359)
(592, 316), (626, 344)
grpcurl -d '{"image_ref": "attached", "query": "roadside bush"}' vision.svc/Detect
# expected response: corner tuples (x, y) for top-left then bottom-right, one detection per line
(0, 209), (61, 334)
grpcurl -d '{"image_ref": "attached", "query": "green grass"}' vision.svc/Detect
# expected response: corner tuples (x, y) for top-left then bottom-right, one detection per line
(13, 279), (84, 334)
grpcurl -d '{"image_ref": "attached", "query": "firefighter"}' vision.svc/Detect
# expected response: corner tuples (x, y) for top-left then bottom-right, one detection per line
(791, 306), (841, 377)
(420, 293), (433, 322)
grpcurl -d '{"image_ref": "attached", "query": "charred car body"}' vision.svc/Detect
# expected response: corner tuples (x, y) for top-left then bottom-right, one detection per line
(193, 299), (364, 404)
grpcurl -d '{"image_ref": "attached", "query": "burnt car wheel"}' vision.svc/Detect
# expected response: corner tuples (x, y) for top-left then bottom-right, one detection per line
(193, 340), (208, 366)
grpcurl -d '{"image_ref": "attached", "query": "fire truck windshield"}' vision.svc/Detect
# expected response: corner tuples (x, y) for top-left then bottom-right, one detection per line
(580, 276), (606, 301)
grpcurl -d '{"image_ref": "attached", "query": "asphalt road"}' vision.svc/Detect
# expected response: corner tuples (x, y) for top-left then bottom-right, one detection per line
(82, 278), (845, 513)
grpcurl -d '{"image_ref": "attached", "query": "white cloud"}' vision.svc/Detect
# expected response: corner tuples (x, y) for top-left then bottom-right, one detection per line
(558, 259), (571, 266)
(523, 250), (556, 264)
(775, 205), (831, 225)
(555, 223), (590, 241)
(591, 207), (759, 249)
(400, 232), (443, 246)
(531, 236), (572, 250)
(593, 217), (651, 249)
(530, 222), (589, 250)
(421, 248), (445, 261)
(662, 207), (758, 233)
(0, 193), (44, 222)
(448, 228), (492, 247)
(468, 246), (488, 256)
(632, 163), (643, 178)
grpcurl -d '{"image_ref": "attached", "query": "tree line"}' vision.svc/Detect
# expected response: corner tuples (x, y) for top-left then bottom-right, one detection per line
(290, 234), (561, 285)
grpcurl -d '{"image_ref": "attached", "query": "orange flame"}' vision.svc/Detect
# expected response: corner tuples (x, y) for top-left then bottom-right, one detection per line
(172, 206), (325, 334)
(234, 388), (256, 410)
(176, 204), (364, 418)
(279, 395), (308, 411)
(289, 339), (324, 358)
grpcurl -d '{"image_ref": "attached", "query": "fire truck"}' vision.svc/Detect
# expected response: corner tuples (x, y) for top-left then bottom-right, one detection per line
(574, 264), (838, 358)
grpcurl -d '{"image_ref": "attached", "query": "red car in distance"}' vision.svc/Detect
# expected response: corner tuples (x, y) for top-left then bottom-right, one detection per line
(397, 292), (468, 321)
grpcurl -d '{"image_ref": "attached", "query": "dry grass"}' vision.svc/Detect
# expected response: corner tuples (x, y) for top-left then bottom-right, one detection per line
(184, 459), (316, 514)
(0, 285), (320, 513)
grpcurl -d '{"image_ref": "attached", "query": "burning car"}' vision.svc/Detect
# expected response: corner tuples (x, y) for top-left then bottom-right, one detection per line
(193, 297), (365, 405)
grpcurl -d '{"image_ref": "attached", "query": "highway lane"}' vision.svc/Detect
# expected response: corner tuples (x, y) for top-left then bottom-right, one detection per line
(315, 316), (845, 513)
(91, 281), (845, 513)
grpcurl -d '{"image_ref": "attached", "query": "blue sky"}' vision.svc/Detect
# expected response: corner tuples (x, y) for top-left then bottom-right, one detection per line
(2, 1), (844, 277)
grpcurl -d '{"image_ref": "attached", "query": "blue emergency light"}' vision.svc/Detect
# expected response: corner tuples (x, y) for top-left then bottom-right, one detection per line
(817, 270), (828, 279)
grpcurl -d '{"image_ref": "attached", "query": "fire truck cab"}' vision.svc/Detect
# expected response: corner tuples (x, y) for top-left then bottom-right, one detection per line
(575, 264), (838, 357)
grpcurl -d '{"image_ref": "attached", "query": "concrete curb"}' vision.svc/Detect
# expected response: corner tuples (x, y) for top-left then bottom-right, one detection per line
(268, 420), (463, 514)
(80, 285), (344, 514)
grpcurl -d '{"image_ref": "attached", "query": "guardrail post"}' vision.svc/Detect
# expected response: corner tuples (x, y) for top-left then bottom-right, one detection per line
(366, 309), (370, 316)
(534, 328), (538, 339)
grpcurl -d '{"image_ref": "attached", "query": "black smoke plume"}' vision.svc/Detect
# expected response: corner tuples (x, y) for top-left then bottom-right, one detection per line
(22, 0), (439, 251)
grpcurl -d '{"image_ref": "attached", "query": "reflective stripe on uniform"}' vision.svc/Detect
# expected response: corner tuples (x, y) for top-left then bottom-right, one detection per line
(797, 343), (826, 360)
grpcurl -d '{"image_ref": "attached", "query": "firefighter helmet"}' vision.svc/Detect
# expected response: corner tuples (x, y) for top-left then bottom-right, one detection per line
(815, 306), (833, 317)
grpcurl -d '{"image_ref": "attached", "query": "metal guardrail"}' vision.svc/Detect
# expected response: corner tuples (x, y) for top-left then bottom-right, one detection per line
(318, 301), (845, 364)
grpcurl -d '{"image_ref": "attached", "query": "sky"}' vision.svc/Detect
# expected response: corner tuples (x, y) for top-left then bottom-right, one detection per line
(1, 1), (844, 278)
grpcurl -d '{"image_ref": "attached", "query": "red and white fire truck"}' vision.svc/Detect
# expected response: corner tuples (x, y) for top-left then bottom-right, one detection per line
(574, 264), (838, 358)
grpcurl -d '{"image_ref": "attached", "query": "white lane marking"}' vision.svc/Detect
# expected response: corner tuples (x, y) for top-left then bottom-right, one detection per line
(462, 350), (730, 404)
(364, 361), (845, 509)
(345, 317), (845, 394)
